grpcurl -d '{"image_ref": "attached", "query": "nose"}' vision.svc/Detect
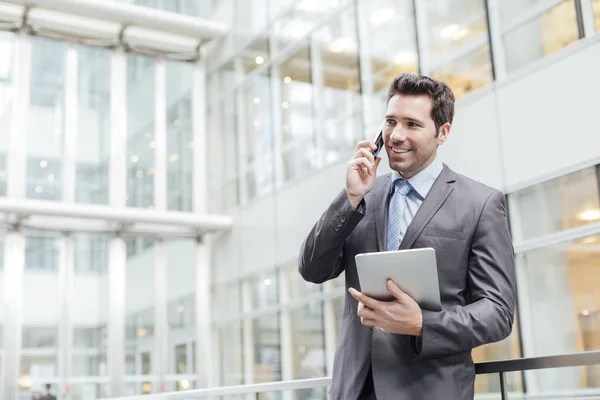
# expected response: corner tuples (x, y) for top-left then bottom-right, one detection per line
(389, 126), (407, 142)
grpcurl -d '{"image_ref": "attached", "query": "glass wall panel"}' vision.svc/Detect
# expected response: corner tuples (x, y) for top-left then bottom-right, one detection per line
(125, 237), (156, 394)
(286, 264), (321, 300)
(219, 323), (244, 386)
(166, 240), (196, 378)
(501, 0), (579, 73)
(0, 31), (15, 196)
(312, 6), (362, 166)
(253, 313), (282, 384)
(290, 303), (326, 379)
(76, 45), (110, 205)
(21, 230), (61, 397)
(127, 54), (155, 209)
(518, 236), (600, 392)
(71, 234), (109, 398)
(251, 272), (279, 309)
(425, 0), (492, 98)
(26, 37), (67, 201)
(243, 71), (275, 199)
(510, 167), (600, 240)
(166, 61), (193, 212)
(278, 43), (316, 182)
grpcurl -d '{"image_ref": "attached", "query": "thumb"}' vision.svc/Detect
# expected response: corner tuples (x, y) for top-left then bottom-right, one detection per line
(386, 279), (405, 301)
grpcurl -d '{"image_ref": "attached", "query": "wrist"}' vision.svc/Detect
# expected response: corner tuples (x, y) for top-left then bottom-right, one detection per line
(346, 192), (363, 209)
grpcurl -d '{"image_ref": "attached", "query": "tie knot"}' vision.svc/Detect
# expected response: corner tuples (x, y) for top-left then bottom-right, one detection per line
(394, 179), (412, 196)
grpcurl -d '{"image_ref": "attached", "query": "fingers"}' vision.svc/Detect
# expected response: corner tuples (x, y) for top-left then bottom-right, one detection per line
(355, 140), (377, 154)
(353, 148), (375, 165)
(357, 302), (377, 320)
(359, 317), (378, 327)
(348, 157), (375, 176)
(349, 288), (381, 310)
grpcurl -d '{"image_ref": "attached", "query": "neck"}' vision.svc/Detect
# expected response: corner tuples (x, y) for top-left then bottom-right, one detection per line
(398, 156), (436, 179)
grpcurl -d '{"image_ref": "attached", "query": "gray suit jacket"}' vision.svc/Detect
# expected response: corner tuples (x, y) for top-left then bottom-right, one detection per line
(299, 164), (516, 400)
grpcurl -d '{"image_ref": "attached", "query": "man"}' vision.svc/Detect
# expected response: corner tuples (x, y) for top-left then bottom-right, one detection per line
(299, 74), (516, 399)
(41, 384), (56, 400)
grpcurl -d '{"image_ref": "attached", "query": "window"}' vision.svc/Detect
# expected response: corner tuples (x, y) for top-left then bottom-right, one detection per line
(425, 0), (492, 98)
(26, 37), (67, 201)
(509, 167), (600, 241)
(127, 54), (155, 209)
(501, 0), (580, 73)
(290, 303), (326, 379)
(517, 237), (600, 391)
(312, 6), (362, 166)
(278, 43), (317, 182)
(166, 61), (193, 212)
(76, 45), (110, 205)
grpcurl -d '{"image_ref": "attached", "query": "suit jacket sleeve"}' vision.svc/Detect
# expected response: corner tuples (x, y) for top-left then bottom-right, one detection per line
(298, 189), (366, 284)
(412, 190), (516, 358)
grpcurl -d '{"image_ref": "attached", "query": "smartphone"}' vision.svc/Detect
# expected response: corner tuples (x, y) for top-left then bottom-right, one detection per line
(371, 130), (384, 157)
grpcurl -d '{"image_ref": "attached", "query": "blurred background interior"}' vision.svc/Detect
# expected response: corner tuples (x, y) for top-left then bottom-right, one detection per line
(0, 0), (600, 399)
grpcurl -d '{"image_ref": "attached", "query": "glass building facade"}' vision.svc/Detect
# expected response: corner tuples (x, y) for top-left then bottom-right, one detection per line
(0, 0), (600, 399)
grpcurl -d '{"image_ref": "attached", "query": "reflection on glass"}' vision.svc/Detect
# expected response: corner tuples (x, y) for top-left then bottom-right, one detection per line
(290, 304), (326, 379)
(312, 6), (362, 166)
(214, 283), (243, 321)
(125, 237), (155, 393)
(287, 264), (321, 299)
(77, 45), (110, 204)
(361, 0), (418, 93)
(166, 239), (196, 375)
(252, 272), (279, 309)
(22, 229), (59, 396)
(0, 32), (15, 196)
(472, 313), (522, 393)
(27, 37), (67, 200)
(220, 323), (244, 386)
(431, 44), (492, 99)
(518, 237), (600, 391)
(218, 95), (240, 210)
(510, 167), (600, 240)
(127, 53), (155, 209)
(73, 234), (109, 382)
(425, 0), (491, 98)
(166, 61), (193, 212)
(502, 0), (579, 73)
(233, 0), (268, 49)
(279, 43), (317, 182)
(253, 314), (282, 384)
(244, 72), (275, 199)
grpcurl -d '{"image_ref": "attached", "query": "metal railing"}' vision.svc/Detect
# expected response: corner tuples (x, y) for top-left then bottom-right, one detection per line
(104, 350), (600, 400)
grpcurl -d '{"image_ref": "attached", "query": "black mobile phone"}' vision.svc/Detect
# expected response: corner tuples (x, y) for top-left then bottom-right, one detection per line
(371, 130), (384, 157)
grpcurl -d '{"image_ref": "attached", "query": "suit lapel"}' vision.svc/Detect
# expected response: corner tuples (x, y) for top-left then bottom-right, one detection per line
(373, 174), (392, 252)
(399, 164), (456, 250)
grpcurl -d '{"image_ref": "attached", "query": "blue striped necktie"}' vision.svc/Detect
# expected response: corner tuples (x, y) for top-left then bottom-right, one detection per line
(387, 179), (412, 251)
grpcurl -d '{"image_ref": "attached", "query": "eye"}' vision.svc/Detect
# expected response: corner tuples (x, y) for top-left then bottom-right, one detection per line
(385, 119), (395, 125)
(408, 121), (419, 128)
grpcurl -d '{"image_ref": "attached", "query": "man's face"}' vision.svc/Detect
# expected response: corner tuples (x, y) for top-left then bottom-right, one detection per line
(383, 94), (449, 178)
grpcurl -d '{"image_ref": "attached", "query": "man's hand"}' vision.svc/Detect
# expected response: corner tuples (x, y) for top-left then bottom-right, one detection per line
(349, 280), (423, 336)
(346, 140), (382, 208)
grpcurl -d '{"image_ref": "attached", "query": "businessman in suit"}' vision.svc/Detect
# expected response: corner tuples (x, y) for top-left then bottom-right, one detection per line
(299, 74), (516, 399)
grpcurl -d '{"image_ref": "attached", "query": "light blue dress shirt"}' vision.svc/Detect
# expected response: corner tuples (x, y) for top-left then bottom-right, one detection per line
(389, 158), (444, 234)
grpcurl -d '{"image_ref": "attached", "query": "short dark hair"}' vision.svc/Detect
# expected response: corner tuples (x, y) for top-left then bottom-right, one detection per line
(387, 73), (455, 135)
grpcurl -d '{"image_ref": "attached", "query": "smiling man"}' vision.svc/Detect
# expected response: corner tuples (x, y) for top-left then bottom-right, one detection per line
(299, 74), (516, 400)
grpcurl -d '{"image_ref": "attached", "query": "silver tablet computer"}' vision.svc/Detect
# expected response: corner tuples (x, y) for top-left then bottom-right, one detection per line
(355, 248), (441, 311)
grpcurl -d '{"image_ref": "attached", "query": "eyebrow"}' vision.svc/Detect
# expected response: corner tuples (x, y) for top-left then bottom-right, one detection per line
(385, 115), (425, 125)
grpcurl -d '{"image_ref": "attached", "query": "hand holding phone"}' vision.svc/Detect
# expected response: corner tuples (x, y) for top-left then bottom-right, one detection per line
(371, 130), (384, 157)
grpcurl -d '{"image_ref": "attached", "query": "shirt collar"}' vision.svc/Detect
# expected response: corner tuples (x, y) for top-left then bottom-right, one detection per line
(390, 158), (444, 199)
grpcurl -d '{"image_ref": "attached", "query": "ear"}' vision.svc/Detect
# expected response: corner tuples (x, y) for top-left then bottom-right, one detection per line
(437, 122), (451, 145)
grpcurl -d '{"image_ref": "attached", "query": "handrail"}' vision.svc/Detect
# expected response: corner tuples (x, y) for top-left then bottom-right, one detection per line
(103, 350), (600, 400)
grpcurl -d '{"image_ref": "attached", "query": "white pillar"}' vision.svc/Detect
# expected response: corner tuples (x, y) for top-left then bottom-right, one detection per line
(7, 30), (30, 199)
(309, 42), (326, 169)
(322, 282), (338, 376)
(192, 59), (216, 388)
(413, 0), (432, 75)
(58, 233), (74, 398)
(356, 0), (374, 138)
(62, 42), (78, 203)
(108, 45), (128, 397)
(1, 229), (25, 400)
(486, 0), (507, 80)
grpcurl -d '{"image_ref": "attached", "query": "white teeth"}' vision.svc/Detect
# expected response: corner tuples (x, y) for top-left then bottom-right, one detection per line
(391, 148), (410, 153)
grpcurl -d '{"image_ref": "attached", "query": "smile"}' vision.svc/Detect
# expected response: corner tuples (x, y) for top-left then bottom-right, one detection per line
(391, 148), (411, 154)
